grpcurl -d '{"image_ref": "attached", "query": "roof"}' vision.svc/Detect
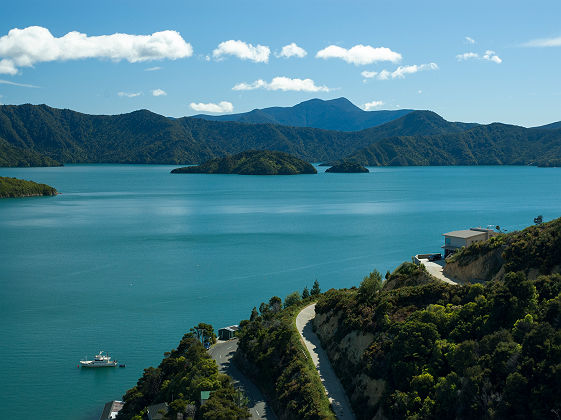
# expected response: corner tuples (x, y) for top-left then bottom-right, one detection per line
(219, 325), (239, 332)
(147, 402), (168, 420)
(201, 390), (211, 400)
(99, 401), (123, 420)
(443, 229), (487, 239)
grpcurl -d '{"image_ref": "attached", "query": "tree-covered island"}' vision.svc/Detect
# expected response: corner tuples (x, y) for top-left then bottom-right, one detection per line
(171, 150), (317, 175)
(325, 161), (370, 173)
(0, 176), (57, 198)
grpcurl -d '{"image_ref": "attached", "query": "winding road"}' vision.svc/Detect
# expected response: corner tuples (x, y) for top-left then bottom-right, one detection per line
(208, 339), (277, 420)
(296, 303), (356, 420)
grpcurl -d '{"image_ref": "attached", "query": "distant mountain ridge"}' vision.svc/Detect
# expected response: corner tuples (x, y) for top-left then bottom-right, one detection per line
(192, 97), (415, 131)
(0, 102), (560, 168)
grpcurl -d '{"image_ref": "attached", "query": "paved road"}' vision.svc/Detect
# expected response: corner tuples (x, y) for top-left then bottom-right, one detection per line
(296, 304), (356, 420)
(419, 258), (458, 284)
(208, 339), (276, 420)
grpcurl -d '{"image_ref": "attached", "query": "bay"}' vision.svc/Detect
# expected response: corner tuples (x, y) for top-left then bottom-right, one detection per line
(1, 164), (560, 419)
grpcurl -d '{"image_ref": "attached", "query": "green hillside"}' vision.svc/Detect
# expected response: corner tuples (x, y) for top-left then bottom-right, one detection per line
(313, 218), (561, 419)
(340, 124), (561, 166)
(0, 176), (57, 198)
(1, 103), (561, 168)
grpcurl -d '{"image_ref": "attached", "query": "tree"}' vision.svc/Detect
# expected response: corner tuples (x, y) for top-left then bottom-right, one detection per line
(284, 291), (301, 308)
(302, 286), (310, 299)
(311, 280), (321, 297)
(269, 296), (282, 313)
(250, 307), (259, 322)
(191, 323), (217, 345)
(358, 270), (383, 302)
(534, 215), (543, 225)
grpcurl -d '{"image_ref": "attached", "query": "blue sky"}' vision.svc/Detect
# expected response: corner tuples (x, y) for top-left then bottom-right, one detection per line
(0, 0), (560, 126)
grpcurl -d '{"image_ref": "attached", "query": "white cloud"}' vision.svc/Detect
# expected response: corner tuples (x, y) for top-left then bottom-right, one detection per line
(145, 66), (162, 71)
(0, 59), (17, 75)
(361, 70), (378, 79)
(276, 43), (307, 58)
(456, 52), (479, 61)
(152, 89), (167, 96)
(212, 40), (270, 63)
(232, 76), (330, 92)
(456, 50), (502, 63)
(118, 91), (142, 98)
(0, 78), (38, 88)
(190, 101), (234, 113)
(377, 70), (391, 80)
(522, 35), (561, 47)
(465, 36), (476, 44)
(316, 44), (401, 65)
(365, 63), (437, 81)
(483, 50), (502, 63)
(363, 100), (384, 110)
(0, 26), (193, 74)
(391, 63), (438, 79)
(418, 90), (423, 94)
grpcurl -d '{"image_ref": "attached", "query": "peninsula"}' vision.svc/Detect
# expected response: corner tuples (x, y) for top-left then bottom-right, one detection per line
(171, 150), (317, 175)
(0, 177), (57, 198)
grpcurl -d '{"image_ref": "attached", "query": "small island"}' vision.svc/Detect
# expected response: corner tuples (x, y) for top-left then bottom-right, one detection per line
(0, 176), (58, 198)
(171, 150), (317, 175)
(325, 161), (369, 173)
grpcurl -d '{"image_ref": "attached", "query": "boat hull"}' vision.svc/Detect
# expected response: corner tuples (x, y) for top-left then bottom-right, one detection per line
(79, 361), (118, 368)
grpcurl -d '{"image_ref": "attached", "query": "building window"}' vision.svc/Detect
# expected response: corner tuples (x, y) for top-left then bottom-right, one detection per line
(445, 238), (451, 245)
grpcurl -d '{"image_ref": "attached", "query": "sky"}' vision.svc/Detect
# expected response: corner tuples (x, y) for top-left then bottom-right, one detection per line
(0, 0), (560, 127)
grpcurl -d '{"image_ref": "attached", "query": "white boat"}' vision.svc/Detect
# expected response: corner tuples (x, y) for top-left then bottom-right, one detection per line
(80, 351), (118, 368)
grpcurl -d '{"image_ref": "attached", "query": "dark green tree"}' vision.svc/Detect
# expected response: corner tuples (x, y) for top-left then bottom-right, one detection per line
(311, 280), (321, 297)
(302, 286), (310, 299)
(284, 291), (301, 308)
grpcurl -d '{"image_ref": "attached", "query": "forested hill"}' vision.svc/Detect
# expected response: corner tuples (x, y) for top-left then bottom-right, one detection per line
(339, 123), (561, 166)
(1, 103), (560, 167)
(191, 97), (414, 131)
(0, 104), (473, 167)
(313, 217), (561, 419)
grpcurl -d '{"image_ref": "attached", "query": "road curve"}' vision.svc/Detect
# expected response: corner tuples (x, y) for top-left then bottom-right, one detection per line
(296, 303), (356, 420)
(208, 339), (277, 420)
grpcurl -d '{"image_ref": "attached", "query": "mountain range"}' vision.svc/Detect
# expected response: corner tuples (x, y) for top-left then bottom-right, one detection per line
(191, 97), (414, 132)
(0, 99), (560, 167)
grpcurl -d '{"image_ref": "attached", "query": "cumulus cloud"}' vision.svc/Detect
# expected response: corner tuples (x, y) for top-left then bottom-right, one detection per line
(118, 91), (142, 98)
(276, 43), (307, 58)
(465, 36), (476, 44)
(456, 50), (502, 63)
(190, 101), (234, 113)
(364, 63), (437, 81)
(316, 44), (401, 65)
(0, 59), (17, 75)
(145, 66), (162, 71)
(0, 26), (193, 74)
(212, 40), (270, 63)
(0, 78), (39, 87)
(522, 35), (561, 47)
(363, 100), (384, 110)
(152, 89), (166, 96)
(232, 76), (330, 92)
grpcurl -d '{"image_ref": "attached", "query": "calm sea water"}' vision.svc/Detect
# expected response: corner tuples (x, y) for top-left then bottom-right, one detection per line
(1, 164), (561, 419)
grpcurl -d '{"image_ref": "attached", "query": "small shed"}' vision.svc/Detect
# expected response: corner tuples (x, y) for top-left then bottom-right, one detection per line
(99, 400), (123, 420)
(218, 325), (239, 340)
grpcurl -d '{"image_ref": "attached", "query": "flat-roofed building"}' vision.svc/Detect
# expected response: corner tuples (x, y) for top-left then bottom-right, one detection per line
(442, 227), (498, 257)
(218, 325), (239, 340)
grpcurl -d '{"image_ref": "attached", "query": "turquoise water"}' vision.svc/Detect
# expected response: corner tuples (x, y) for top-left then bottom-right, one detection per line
(1, 164), (561, 419)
